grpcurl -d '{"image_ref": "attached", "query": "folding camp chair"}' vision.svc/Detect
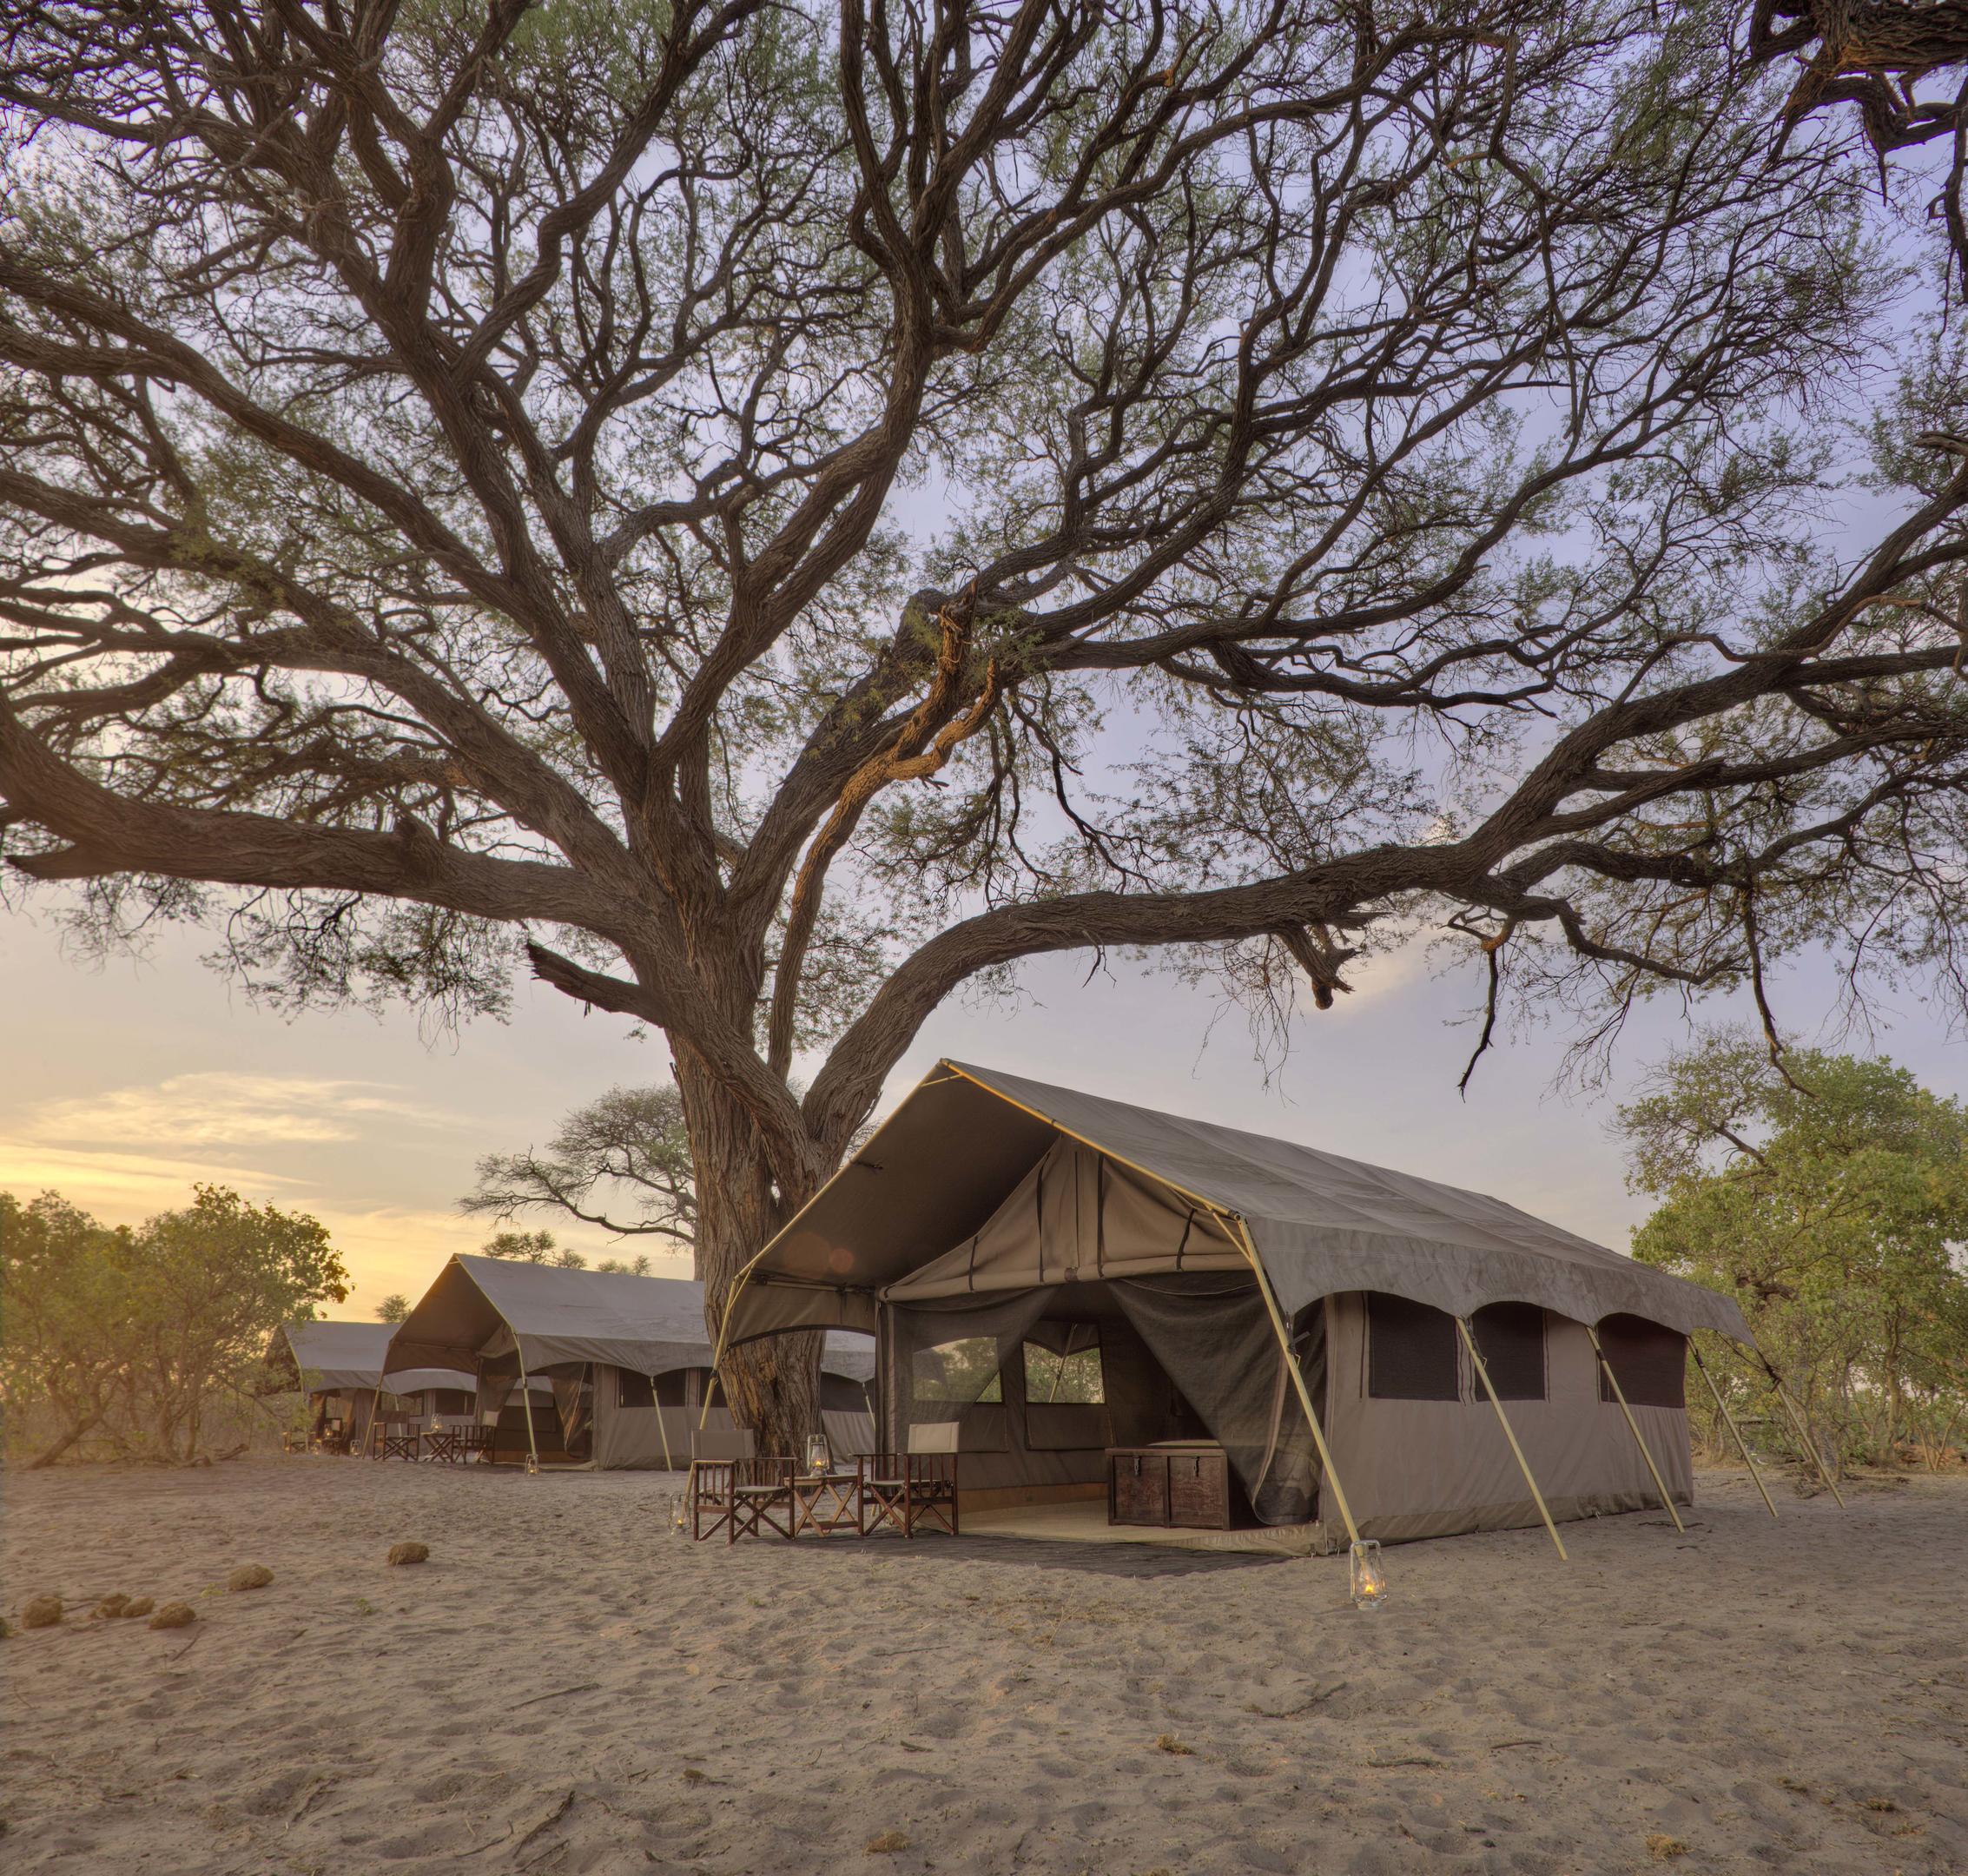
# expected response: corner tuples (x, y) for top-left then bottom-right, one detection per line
(689, 1427), (758, 1542)
(859, 1422), (960, 1538)
(724, 1457), (797, 1542)
(455, 1424), (494, 1463)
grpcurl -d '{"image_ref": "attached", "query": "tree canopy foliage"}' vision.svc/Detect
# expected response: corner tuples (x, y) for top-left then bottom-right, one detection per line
(6, 0), (1968, 1443)
(1, 1184), (349, 1465)
(1623, 1035), (1968, 1470)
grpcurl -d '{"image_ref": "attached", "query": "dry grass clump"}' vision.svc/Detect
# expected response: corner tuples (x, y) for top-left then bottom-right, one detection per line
(386, 1542), (429, 1567)
(123, 1597), (155, 1618)
(1646, 1834), (1689, 1860)
(22, 1596), (63, 1629)
(147, 1603), (195, 1630)
(1153, 1734), (1194, 1756)
(227, 1564), (274, 1592)
(91, 1594), (131, 1619)
(864, 1830), (910, 1853)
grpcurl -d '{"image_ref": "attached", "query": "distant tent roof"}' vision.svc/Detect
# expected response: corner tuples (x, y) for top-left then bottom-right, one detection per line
(724, 1060), (1753, 1345)
(277, 1320), (476, 1394)
(386, 1254), (875, 1380)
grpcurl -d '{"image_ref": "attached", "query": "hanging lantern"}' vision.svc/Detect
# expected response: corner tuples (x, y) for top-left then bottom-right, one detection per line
(1350, 1538), (1386, 1609)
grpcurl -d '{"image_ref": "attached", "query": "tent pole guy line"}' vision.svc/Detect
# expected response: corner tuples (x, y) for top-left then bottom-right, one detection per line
(1688, 1340), (1778, 1519)
(1456, 1318), (1568, 1561)
(1585, 1324), (1685, 1532)
(1758, 1356), (1846, 1509)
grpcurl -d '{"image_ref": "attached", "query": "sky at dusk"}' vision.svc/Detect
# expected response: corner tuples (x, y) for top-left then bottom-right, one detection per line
(6, 891), (1965, 1324)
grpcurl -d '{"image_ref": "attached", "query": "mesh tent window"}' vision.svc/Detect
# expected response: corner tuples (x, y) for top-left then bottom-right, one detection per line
(914, 1337), (1005, 1403)
(1367, 1292), (1459, 1401)
(1023, 1325), (1104, 1404)
(1596, 1314), (1687, 1408)
(819, 1371), (870, 1410)
(432, 1389), (473, 1415)
(617, 1370), (655, 1410)
(1469, 1303), (1547, 1401)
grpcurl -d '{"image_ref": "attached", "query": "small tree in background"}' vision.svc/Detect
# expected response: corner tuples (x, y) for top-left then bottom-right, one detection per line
(1, 1191), (130, 1468)
(1621, 1035), (1968, 1471)
(474, 1225), (655, 1278)
(479, 1227), (587, 1271)
(2, 1184), (348, 1463)
(375, 1293), (411, 1324)
(121, 1186), (350, 1463)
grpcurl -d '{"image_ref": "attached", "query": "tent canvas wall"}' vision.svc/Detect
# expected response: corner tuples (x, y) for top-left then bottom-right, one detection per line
(275, 1320), (477, 1451)
(722, 1061), (1753, 1550)
(386, 1255), (875, 1468)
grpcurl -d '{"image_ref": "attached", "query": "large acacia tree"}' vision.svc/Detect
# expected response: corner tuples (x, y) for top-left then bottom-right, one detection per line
(7, 0), (1968, 1447)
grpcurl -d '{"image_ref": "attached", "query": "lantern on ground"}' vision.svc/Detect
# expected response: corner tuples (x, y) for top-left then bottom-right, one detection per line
(1350, 1538), (1386, 1609)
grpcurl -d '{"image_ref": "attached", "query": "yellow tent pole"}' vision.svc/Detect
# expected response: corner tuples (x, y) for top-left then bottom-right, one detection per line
(1760, 1361), (1846, 1509)
(517, 1350), (542, 1475)
(1586, 1324), (1684, 1531)
(1457, 1318), (1567, 1560)
(1232, 1219), (1361, 1548)
(1688, 1341), (1777, 1519)
(652, 1374), (675, 1471)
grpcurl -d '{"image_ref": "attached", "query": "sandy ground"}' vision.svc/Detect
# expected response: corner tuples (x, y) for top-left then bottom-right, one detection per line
(3, 1460), (1964, 1876)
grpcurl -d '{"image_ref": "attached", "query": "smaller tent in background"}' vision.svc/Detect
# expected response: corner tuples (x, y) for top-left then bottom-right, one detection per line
(274, 1319), (478, 1454)
(384, 1255), (875, 1469)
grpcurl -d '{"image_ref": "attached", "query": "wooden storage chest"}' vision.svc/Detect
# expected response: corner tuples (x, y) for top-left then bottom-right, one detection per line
(1106, 1443), (1232, 1529)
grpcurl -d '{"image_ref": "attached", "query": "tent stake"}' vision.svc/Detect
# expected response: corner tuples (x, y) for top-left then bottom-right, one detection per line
(1232, 1220), (1362, 1549)
(1689, 1341), (1777, 1519)
(1586, 1325), (1684, 1531)
(518, 1350), (542, 1475)
(1760, 1359), (1846, 1509)
(1457, 1318), (1567, 1560)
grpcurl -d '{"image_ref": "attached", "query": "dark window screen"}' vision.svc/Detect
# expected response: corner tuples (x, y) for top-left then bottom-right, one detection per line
(617, 1369), (655, 1410)
(1596, 1315), (1687, 1409)
(654, 1369), (691, 1407)
(1367, 1293), (1459, 1401)
(1469, 1303), (1547, 1401)
(820, 1371), (868, 1410)
(433, 1389), (473, 1415)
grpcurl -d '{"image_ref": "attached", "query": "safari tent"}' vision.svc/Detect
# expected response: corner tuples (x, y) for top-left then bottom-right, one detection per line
(385, 1255), (875, 1469)
(719, 1061), (1762, 1554)
(275, 1319), (478, 1453)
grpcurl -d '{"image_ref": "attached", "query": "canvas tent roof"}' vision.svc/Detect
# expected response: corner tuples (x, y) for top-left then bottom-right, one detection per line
(278, 1320), (475, 1394)
(386, 1254), (876, 1380)
(724, 1060), (1753, 1345)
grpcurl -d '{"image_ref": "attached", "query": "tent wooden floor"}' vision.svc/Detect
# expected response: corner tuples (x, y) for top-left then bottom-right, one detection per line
(961, 1499), (1322, 1556)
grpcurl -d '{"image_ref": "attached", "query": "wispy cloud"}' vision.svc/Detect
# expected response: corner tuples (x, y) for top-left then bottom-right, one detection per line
(0, 1137), (305, 1212)
(25, 1073), (455, 1148)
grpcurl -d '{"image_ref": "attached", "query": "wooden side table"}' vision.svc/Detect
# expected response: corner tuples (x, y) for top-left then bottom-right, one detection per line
(790, 1470), (860, 1537)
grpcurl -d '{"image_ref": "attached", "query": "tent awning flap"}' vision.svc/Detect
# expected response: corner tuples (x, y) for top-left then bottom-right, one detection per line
(728, 1060), (1752, 1345)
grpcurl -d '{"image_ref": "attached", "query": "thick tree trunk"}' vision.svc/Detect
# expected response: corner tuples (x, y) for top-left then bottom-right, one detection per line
(674, 1048), (829, 1457)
